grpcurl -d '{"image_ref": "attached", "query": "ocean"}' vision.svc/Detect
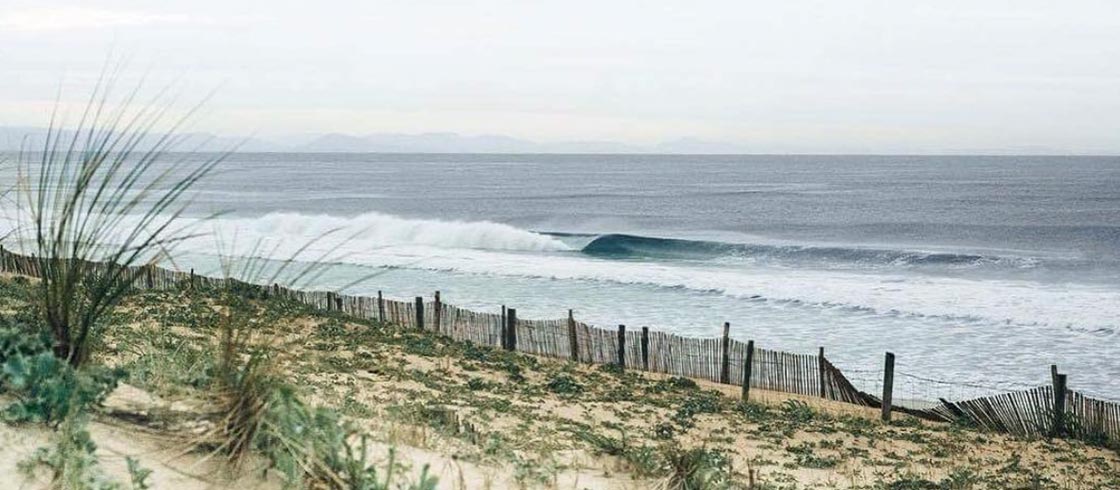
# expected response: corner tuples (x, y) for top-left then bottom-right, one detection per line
(6, 153), (1120, 399)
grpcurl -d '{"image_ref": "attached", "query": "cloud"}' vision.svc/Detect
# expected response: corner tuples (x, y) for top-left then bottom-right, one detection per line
(0, 7), (197, 32)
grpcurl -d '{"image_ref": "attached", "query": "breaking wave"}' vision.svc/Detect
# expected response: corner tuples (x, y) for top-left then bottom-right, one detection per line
(576, 233), (1041, 269)
(187, 212), (572, 253)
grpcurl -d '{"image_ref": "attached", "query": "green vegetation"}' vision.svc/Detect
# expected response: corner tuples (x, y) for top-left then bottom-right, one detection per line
(19, 413), (120, 490)
(97, 277), (1120, 489)
(0, 274), (1117, 488)
(0, 84), (435, 489)
(1, 320), (129, 489)
(11, 78), (223, 368)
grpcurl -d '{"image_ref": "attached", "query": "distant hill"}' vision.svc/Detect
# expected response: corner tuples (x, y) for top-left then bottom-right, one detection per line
(296, 132), (660, 153)
(0, 127), (286, 153)
(0, 126), (757, 154)
(10, 127), (1097, 155)
(298, 132), (543, 153)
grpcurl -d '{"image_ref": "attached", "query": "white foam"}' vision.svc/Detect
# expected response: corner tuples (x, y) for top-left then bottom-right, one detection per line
(308, 244), (1120, 334)
(2, 210), (1116, 334)
(139, 212), (571, 254)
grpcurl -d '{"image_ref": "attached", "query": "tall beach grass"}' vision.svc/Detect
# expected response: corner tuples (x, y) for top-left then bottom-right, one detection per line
(11, 74), (225, 367)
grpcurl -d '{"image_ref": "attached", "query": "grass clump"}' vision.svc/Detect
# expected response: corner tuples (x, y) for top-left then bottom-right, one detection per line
(206, 355), (438, 489)
(777, 399), (816, 424)
(198, 242), (436, 489)
(12, 77), (223, 368)
(579, 428), (738, 488)
(577, 429), (663, 478)
(661, 446), (738, 490)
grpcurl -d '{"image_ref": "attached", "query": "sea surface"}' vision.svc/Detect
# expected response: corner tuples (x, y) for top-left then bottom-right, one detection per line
(5, 153), (1120, 400)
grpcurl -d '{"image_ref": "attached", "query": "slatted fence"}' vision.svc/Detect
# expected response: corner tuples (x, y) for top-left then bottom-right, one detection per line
(0, 247), (1116, 448)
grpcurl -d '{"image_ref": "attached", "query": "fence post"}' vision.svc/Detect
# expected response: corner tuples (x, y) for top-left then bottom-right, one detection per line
(433, 291), (442, 334)
(881, 352), (895, 422)
(1052, 372), (1068, 437)
(377, 291), (385, 323)
(719, 322), (731, 384)
(500, 306), (507, 349)
(818, 347), (826, 398)
(145, 264), (154, 289)
(505, 308), (517, 351)
(189, 268), (195, 290)
(641, 326), (650, 371)
(742, 340), (755, 401)
(567, 309), (579, 362)
(335, 294), (343, 312)
(415, 296), (424, 330)
(617, 325), (626, 370)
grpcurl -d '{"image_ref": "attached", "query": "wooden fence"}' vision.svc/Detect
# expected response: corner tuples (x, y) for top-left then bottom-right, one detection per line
(0, 247), (1116, 448)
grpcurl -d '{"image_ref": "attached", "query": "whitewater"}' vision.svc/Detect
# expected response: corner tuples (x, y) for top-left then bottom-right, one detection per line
(1, 153), (1118, 399)
(125, 211), (1115, 334)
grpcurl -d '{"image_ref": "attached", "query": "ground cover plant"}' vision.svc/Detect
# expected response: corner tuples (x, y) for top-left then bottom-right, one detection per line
(0, 272), (1104, 489)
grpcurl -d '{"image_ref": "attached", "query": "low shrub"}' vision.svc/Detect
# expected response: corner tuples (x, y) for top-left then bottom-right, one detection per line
(650, 376), (698, 393)
(2, 351), (122, 425)
(0, 322), (122, 425)
(672, 390), (724, 427)
(597, 362), (625, 376)
(19, 413), (134, 490)
(546, 374), (584, 395)
(785, 441), (841, 469)
(0, 318), (52, 364)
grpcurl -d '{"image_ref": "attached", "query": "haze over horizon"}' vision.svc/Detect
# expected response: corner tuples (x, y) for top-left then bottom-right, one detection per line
(3, 1), (1120, 154)
(2, 126), (1113, 155)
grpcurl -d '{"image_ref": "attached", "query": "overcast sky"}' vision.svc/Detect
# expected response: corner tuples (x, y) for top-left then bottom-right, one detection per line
(2, 1), (1119, 153)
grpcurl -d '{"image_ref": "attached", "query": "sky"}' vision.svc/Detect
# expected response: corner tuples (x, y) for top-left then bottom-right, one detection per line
(2, 1), (1119, 153)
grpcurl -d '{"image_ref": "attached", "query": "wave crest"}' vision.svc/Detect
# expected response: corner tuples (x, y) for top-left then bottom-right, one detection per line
(199, 212), (571, 253)
(580, 233), (1039, 268)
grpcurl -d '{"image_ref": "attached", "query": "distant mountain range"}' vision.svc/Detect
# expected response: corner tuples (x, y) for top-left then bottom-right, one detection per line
(0, 126), (282, 153)
(0, 126), (1100, 155)
(0, 126), (774, 154)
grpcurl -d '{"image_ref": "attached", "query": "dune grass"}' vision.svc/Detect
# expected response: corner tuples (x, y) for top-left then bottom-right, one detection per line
(3, 75), (414, 485)
(11, 74), (224, 367)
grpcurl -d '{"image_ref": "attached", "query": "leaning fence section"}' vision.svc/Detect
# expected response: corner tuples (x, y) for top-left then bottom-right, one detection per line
(0, 247), (1116, 449)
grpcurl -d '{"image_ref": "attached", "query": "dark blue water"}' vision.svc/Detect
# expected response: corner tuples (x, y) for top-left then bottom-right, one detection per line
(190, 153), (1120, 284)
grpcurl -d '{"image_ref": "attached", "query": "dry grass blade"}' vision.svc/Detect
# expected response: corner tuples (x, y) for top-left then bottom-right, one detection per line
(183, 232), (400, 487)
(12, 69), (228, 367)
